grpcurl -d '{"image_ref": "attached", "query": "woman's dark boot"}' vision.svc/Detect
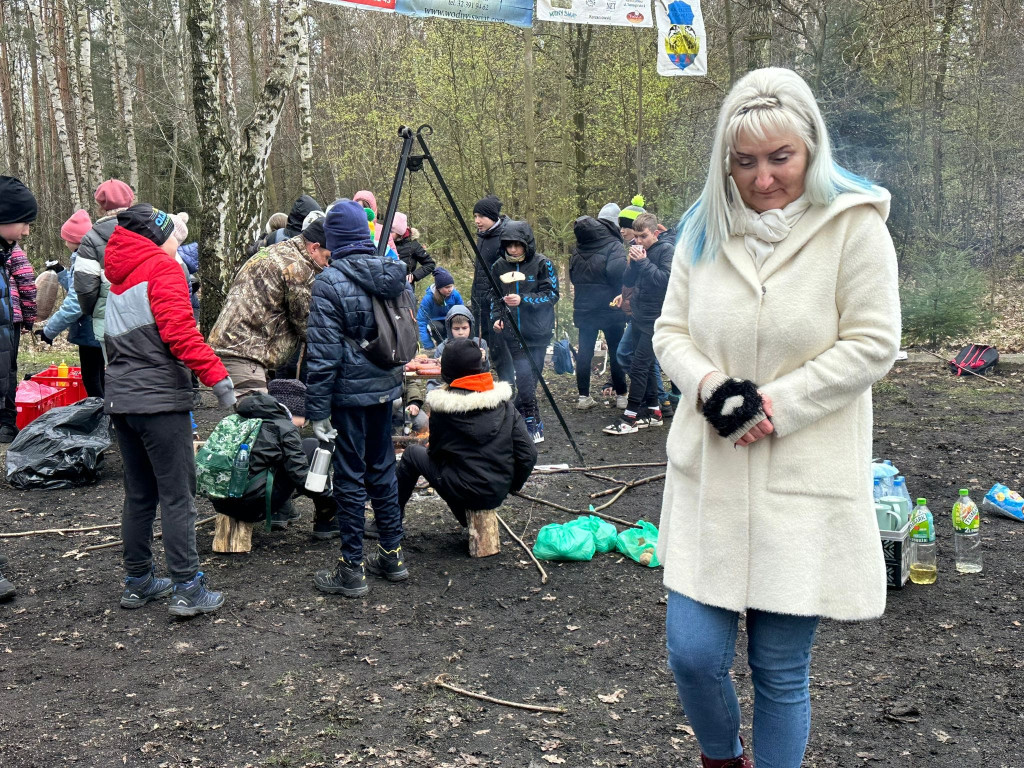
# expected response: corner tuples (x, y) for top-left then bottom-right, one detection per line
(700, 738), (753, 768)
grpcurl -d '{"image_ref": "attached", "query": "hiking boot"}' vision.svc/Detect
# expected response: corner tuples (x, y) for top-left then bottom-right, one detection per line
(313, 558), (369, 597)
(615, 394), (628, 410)
(313, 515), (340, 540)
(700, 738), (753, 768)
(603, 419), (639, 436)
(0, 425), (17, 444)
(120, 570), (173, 609)
(576, 395), (597, 410)
(365, 544), (409, 582)
(0, 571), (14, 602)
(168, 572), (225, 617)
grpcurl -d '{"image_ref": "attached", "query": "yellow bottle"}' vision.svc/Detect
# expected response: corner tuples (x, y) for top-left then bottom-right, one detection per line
(57, 361), (69, 378)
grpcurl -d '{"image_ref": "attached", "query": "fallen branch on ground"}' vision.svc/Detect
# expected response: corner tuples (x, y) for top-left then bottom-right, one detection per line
(512, 491), (636, 528)
(583, 471), (625, 486)
(535, 462), (666, 474)
(433, 674), (566, 714)
(81, 516), (217, 553)
(496, 513), (547, 585)
(0, 521), (123, 538)
(590, 472), (667, 499)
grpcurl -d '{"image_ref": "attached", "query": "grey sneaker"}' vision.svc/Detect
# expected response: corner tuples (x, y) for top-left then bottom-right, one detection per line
(121, 570), (173, 609)
(615, 395), (628, 409)
(168, 572), (224, 617)
(314, 558), (369, 597)
(365, 544), (409, 582)
(577, 395), (598, 410)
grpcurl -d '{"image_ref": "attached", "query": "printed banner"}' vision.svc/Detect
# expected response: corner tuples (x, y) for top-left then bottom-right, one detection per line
(394, 0), (534, 27)
(655, 0), (707, 77)
(537, 0), (653, 28)
(313, 0), (396, 12)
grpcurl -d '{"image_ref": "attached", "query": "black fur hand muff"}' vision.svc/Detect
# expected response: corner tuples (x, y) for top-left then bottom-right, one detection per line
(700, 374), (767, 442)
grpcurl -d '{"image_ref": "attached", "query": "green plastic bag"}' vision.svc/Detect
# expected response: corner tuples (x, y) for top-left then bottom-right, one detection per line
(532, 522), (597, 561)
(615, 520), (661, 567)
(569, 514), (619, 553)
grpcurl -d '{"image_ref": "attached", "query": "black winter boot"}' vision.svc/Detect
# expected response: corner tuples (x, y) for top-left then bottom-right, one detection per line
(313, 558), (369, 597)
(365, 544), (409, 582)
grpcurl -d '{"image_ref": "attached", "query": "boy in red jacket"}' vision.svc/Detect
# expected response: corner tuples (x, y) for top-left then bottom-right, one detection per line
(104, 204), (236, 617)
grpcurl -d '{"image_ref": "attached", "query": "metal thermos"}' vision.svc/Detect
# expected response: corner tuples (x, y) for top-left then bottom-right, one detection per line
(305, 441), (334, 493)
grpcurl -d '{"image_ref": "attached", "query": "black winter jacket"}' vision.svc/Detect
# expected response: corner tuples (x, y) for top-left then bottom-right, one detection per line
(211, 392), (315, 522)
(0, 241), (17, 401)
(305, 241), (408, 418)
(569, 216), (627, 326)
(396, 235), (436, 282)
(424, 380), (537, 511)
(470, 214), (508, 310)
(488, 221), (558, 346)
(622, 236), (673, 327)
(266, 195), (321, 248)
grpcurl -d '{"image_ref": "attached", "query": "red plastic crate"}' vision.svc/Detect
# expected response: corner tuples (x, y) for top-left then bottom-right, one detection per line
(15, 379), (67, 430)
(30, 365), (86, 405)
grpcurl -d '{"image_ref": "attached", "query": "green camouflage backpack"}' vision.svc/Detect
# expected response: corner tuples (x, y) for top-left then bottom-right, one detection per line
(196, 414), (264, 499)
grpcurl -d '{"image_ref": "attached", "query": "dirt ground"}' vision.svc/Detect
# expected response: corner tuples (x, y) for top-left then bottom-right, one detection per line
(1, 364), (1022, 768)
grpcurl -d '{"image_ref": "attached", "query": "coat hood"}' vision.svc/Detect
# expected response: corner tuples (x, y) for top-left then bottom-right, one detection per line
(426, 381), (514, 443)
(328, 251), (407, 300)
(444, 303), (475, 338)
(287, 195), (321, 232)
(499, 220), (536, 261)
(236, 391), (290, 421)
(354, 190), (378, 214)
(103, 226), (167, 285)
(573, 215), (622, 253)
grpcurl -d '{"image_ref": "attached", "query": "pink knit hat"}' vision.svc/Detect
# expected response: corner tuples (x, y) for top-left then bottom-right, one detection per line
(353, 189), (377, 215)
(392, 212), (408, 237)
(60, 209), (93, 245)
(94, 179), (135, 212)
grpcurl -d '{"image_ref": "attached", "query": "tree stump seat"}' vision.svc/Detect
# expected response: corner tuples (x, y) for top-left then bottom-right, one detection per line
(212, 514), (253, 554)
(467, 508), (500, 558)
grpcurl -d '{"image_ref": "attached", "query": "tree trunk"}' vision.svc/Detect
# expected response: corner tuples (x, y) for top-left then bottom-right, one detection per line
(569, 26), (594, 216)
(188, 0), (234, 333)
(746, 0), (772, 71)
(931, 0), (959, 234)
(296, 10), (314, 195)
(233, 0), (306, 265)
(724, 0), (737, 85)
(73, 0), (103, 194)
(167, 0), (190, 210)
(216, 0), (240, 168)
(522, 26), (537, 222)
(0, 0), (25, 176)
(107, 0), (139, 189)
(28, 0), (82, 208)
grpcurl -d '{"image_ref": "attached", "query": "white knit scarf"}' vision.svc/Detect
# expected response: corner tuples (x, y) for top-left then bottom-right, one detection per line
(729, 178), (811, 268)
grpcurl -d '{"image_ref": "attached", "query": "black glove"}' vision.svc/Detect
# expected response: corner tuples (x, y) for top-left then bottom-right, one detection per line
(35, 329), (54, 345)
(700, 373), (767, 442)
(44, 260), (65, 274)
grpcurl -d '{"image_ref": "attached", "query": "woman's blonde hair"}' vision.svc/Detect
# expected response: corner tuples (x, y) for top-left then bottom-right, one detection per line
(678, 67), (884, 264)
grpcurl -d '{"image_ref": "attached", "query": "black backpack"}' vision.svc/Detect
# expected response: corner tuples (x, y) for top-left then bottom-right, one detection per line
(349, 289), (418, 369)
(949, 343), (999, 376)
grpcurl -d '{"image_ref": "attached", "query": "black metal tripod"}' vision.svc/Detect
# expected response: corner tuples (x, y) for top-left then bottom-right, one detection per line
(376, 124), (585, 464)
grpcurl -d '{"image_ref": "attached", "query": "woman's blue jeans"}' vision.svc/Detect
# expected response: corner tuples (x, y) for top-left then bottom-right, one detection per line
(666, 591), (819, 768)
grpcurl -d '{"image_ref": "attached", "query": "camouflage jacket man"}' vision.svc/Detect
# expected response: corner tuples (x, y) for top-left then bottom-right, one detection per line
(209, 236), (324, 370)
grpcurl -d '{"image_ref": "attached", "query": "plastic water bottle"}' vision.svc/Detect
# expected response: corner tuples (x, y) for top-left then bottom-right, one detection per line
(227, 443), (251, 498)
(881, 460), (895, 496)
(894, 476), (913, 506)
(909, 498), (936, 585)
(873, 477), (884, 501)
(952, 488), (982, 573)
(305, 441), (334, 493)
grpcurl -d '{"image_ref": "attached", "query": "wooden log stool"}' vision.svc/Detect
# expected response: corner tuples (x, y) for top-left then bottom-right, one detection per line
(467, 509), (500, 558)
(212, 514), (254, 554)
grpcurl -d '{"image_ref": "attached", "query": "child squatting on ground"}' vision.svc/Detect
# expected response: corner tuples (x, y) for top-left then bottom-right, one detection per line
(488, 220), (558, 444)
(396, 339), (537, 526)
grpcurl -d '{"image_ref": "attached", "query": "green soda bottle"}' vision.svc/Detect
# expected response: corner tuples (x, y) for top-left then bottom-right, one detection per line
(952, 489), (982, 573)
(909, 498), (936, 585)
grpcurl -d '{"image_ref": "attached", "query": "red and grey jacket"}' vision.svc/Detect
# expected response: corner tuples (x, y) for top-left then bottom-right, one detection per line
(103, 226), (228, 414)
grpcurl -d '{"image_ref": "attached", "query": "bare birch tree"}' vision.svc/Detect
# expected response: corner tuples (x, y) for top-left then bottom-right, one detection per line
(106, 0), (139, 189)
(296, 11), (315, 194)
(75, 0), (104, 193)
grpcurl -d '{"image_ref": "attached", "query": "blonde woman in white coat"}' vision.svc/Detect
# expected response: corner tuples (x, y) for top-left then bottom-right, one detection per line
(652, 68), (901, 768)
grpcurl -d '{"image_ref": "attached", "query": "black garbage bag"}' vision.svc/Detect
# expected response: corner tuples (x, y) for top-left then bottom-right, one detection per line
(5, 397), (112, 489)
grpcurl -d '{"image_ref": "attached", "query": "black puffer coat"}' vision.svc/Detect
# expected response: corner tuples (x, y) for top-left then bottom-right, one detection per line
(305, 241), (408, 418)
(267, 195), (322, 246)
(488, 220), (558, 346)
(424, 380), (537, 512)
(210, 393), (314, 521)
(396, 235), (436, 282)
(569, 216), (627, 326)
(622, 235), (674, 327)
(470, 214), (508, 311)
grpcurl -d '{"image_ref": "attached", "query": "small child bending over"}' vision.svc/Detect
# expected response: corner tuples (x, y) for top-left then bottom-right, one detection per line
(396, 339), (537, 526)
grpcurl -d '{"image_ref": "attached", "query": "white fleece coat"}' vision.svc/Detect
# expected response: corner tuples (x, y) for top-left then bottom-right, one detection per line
(652, 191), (901, 621)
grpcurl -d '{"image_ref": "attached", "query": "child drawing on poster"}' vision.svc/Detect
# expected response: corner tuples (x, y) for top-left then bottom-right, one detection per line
(664, 1), (700, 71)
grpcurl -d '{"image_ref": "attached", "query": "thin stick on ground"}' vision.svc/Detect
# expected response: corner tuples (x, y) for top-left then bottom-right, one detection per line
(81, 516), (217, 553)
(534, 462), (666, 474)
(918, 348), (1005, 386)
(0, 521), (123, 538)
(496, 512), (547, 585)
(433, 674), (566, 714)
(583, 471), (626, 486)
(512, 491), (636, 528)
(590, 472), (667, 499)
(592, 485), (628, 513)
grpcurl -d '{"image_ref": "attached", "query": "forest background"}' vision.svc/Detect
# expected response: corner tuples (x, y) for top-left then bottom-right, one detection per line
(0, 0), (1021, 347)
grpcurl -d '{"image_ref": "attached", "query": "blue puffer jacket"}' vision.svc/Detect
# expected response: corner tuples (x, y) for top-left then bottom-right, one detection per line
(44, 253), (100, 347)
(417, 285), (464, 348)
(305, 241), (408, 418)
(176, 242), (200, 321)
